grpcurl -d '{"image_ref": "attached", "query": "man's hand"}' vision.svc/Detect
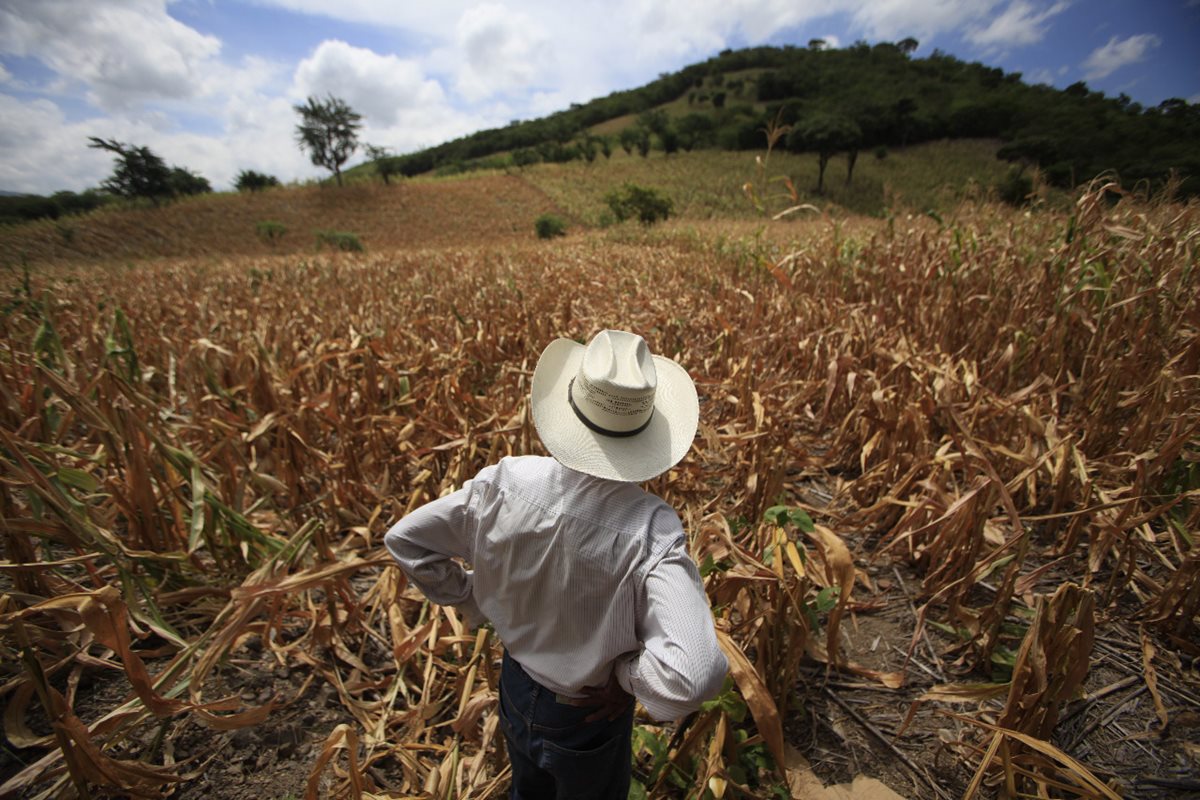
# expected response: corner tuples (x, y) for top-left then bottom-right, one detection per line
(579, 671), (634, 723)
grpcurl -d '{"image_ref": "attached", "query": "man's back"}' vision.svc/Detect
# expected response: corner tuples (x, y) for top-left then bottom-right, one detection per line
(466, 456), (681, 694)
(385, 455), (725, 721)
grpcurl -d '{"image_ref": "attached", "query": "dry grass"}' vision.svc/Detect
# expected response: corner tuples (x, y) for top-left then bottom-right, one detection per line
(520, 139), (1014, 222)
(0, 176), (563, 265)
(0, 176), (1197, 798)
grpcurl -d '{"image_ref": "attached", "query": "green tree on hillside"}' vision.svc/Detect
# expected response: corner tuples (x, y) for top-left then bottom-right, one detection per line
(512, 148), (540, 169)
(893, 97), (918, 147)
(167, 167), (211, 196)
(235, 170), (281, 192)
(660, 126), (680, 155)
(619, 125), (653, 157)
(87, 137), (173, 203)
(618, 127), (639, 155)
(677, 113), (714, 151)
(841, 121), (864, 185)
(578, 133), (604, 163)
(788, 114), (862, 193)
(294, 95), (362, 186)
(636, 127), (652, 157)
(637, 109), (670, 138)
(364, 144), (402, 185)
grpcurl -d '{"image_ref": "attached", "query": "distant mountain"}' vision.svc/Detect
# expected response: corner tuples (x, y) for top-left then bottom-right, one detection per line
(374, 43), (1199, 196)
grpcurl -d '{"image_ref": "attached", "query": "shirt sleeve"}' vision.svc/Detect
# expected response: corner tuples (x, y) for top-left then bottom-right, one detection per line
(383, 483), (485, 626)
(616, 537), (728, 721)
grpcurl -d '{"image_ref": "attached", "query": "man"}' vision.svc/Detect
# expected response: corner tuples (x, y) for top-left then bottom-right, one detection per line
(385, 329), (727, 800)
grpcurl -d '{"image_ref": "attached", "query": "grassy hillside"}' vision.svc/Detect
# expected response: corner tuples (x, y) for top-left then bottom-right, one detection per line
(364, 43), (1199, 197)
(521, 139), (1012, 223)
(3, 140), (1021, 268)
(0, 175), (564, 265)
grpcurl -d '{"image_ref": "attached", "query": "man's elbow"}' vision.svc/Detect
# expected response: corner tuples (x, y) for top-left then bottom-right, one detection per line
(646, 648), (729, 721)
(675, 647), (728, 707)
(383, 525), (406, 558)
(695, 647), (728, 703)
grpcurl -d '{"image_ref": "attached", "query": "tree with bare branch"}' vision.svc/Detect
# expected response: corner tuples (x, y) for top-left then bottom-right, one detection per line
(294, 95), (362, 186)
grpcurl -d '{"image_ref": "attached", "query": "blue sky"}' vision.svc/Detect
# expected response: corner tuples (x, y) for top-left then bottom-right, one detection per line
(0, 0), (1196, 194)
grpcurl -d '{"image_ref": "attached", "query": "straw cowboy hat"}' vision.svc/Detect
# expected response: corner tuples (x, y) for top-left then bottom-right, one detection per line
(531, 330), (699, 482)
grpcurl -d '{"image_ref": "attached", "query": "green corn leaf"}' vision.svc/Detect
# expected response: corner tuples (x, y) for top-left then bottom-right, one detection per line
(188, 462), (207, 554)
(55, 467), (99, 493)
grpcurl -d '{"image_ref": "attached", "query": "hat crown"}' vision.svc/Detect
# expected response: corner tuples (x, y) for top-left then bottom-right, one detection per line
(530, 329), (699, 482)
(582, 330), (656, 392)
(571, 330), (657, 434)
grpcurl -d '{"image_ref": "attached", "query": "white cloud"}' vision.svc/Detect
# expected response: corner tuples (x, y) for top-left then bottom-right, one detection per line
(1082, 33), (1161, 80)
(253, 1), (1075, 105)
(290, 40), (503, 162)
(247, 0), (470, 32)
(1026, 68), (1056, 85)
(0, 95), (131, 192)
(850, 0), (1001, 41)
(252, 0), (1013, 45)
(0, 91), (314, 194)
(453, 3), (552, 102)
(0, 62), (10, 84)
(0, 0), (221, 111)
(966, 1), (1070, 50)
(292, 40), (446, 126)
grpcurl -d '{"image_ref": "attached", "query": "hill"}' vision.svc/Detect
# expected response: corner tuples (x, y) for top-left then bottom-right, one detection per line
(365, 42), (1200, 197)
(0, 175), (563, 265)
(1, 141), (1014, 266)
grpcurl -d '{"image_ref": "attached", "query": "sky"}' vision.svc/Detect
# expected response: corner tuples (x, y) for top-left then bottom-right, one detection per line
(0, 0), (1197, 195)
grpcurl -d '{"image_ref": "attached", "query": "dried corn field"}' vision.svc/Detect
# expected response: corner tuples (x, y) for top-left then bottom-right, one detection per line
(0, 176), (559, 265)
(1, 179), (1199, 800)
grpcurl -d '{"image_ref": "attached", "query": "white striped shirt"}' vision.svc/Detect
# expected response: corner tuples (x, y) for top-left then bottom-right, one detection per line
(384, 455), (727, 721)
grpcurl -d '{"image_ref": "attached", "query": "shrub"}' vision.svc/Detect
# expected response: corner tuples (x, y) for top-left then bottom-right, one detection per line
(315, 230), (364, 252)
(605, 184), (673, 226)
(512, 148), (540, 169)
(168, 167), (212, 196)
(0, 194), (59, 225)
(255, 221), (287, 245)
(0, 190), (112, 225)
(236, 170), (281, 192)
(55, 189), (110, 216)
(874, 146), (889, 160)
(434, 155), (511, 177)
(534, 214), (567, 239)
(997, 169), (1034, 206)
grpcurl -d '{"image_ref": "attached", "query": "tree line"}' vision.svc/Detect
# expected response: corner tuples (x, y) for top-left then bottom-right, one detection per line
(4, 40), (1197, 226)
(0, 96), (363, 225)
(388, 41), (1200, 197)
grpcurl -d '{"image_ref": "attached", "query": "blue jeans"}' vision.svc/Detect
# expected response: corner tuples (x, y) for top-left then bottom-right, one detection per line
(498, 651), (634, 800)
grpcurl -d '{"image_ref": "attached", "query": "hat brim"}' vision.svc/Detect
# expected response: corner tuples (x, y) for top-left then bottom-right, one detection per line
(531, 338), (699, 482)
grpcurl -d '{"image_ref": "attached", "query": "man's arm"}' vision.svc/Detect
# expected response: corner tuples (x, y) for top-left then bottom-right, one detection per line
(383, 484), (485, 626)
(615, 539), (728, 721)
